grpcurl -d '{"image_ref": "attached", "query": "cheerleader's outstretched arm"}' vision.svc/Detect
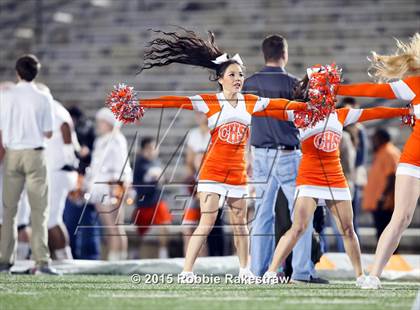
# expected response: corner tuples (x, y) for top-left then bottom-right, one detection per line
(140, 96), (195, 110)
(340, 107), (411, 126)
(357, 107), (410, 122)
(251, 95), (307, 121)
(337, 83), (396, 99)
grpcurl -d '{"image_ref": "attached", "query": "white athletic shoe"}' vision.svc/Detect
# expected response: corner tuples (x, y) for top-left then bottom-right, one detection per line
(356, 275), (367, 288)
(239, 267), (256, 284)
(262, 271), (278, 285)
(178, 271), (195, 284)
(361, 275), (381, 289)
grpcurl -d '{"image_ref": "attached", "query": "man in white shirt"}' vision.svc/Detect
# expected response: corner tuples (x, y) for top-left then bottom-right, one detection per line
(0, 81), (32, 261)
(0, 55), (58, 275)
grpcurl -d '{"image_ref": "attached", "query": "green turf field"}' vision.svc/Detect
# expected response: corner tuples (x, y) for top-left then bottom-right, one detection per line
(0, 274), (419, 310)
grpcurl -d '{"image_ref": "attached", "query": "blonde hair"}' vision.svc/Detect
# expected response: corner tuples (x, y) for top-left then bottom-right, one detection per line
(368, 33), (420, 82)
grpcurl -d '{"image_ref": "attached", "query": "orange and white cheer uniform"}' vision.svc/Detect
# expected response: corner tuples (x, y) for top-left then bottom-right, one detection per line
(141, 93), (307, 198)
(338, 76), (420, 179)
(285, 107), (410, 200)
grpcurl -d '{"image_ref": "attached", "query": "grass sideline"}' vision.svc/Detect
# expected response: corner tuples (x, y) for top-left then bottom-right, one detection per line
(0, 274), (419, 310)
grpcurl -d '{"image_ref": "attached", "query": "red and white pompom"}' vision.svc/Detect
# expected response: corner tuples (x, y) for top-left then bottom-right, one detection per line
(402, 104), (416, 127)
(294, 63), (342, 129)
(402, 115), (415, 127)
(105, 83), (144, 124)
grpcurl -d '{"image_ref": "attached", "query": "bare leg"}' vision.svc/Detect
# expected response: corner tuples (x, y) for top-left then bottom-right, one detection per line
(96, 203), (127, 260)
(182, 227), (207, 257)
(183, 192), (219, 272)
(182, 227), (193, 255)
(158, 226), (169, 258)
(227, 197), (249, 268)
(326, 200), (363, 277)
(48, 224), (73, 259)
(116, 204), (127, 259)
(370, 175), (420, 277)
(267, 197), (317, 273)
(17, 227), (31, 260)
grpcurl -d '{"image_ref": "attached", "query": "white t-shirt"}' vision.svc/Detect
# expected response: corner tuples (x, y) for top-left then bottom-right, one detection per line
(186, 127), (211, 153)
(0, 81), (54, 149)
(45, 100), (77, 170)
(88, 131), (132, 189)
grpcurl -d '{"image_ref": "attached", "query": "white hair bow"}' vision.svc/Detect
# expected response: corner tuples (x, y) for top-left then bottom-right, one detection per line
(211, 53), (244, 66)
(306, 66), (323, 78)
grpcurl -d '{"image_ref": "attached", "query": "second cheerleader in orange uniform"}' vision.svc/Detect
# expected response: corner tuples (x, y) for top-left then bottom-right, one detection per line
(130, 29), (309, 282)
(336, 33), (419, 289)
(262, 68), (412, 286)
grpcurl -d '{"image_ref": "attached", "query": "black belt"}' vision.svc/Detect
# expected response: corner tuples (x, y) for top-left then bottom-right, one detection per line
(34, 147), (44, 150)
(256, 145), (300, 151)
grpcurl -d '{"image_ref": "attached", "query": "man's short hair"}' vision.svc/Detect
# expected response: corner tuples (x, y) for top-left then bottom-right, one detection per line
(341, 97), (357, 107)
(15, 54), (41, 81)
(374, 128), (391, 144)
(141, 136), (156, 149)
(262, 35), (287, 62)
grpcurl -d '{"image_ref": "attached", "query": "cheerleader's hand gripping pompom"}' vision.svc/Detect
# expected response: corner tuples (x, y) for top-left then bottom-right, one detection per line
(402, 114), (415, 127)
(402, 103), (416, 127)
(294, 63), (342, 129)
(105, 84), (144, 123)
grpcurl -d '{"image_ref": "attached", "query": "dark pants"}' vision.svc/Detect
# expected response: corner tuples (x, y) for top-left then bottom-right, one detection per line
(373, 208), (393, 241)
(63, 199), (101, 260)
(275, 189), (293, 277)
(207, 209), (225, 256)
(352, 185), (363, 237)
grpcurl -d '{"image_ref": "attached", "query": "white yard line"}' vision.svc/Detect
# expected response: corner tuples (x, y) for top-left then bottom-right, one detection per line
(0, 290), (39, 296)
(411, 290), (420, 310)
(88, 293), (278, 301)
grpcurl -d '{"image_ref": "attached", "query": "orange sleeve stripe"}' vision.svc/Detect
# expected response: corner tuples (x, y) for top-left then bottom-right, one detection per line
(252, 109), (288, 120)
(252, 100), (307, 121)
(244, 94), (258, 115)
(263, 98), (305, 111)
(337, 83), (396, 99)
(404, 76), (420, 94)
(358, 107), (410, 122)
(337, 108), (350, 124)
(200, 94), (221, 118)
(140, 96), (194, 110)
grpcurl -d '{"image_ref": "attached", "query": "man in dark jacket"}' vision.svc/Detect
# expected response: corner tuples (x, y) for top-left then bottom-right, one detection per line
(244, 35), (326, 283)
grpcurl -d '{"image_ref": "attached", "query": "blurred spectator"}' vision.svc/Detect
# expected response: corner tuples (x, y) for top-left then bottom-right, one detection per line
(86, 107), (131, 260)
(0, 55), (58, 274)
(363, 128), (399, 241)
(64, 107), (100, 260)
(340, 131), (356, 193)
(37, 83), (79, 260)
(182, 112), (225, 257)
(68, 106), (95, 175)
(340, 97), (368, 234)
(132, 137), (172, 259)
(63, 197), (101, 260)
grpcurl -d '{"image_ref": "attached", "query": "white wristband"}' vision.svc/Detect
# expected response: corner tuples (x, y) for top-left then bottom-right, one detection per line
(413, 104), (420, 119)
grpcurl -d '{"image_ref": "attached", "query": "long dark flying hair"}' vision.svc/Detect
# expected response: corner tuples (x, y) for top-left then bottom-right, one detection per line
(138, 28), (242, 81)
(293, 74), (310, 101)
